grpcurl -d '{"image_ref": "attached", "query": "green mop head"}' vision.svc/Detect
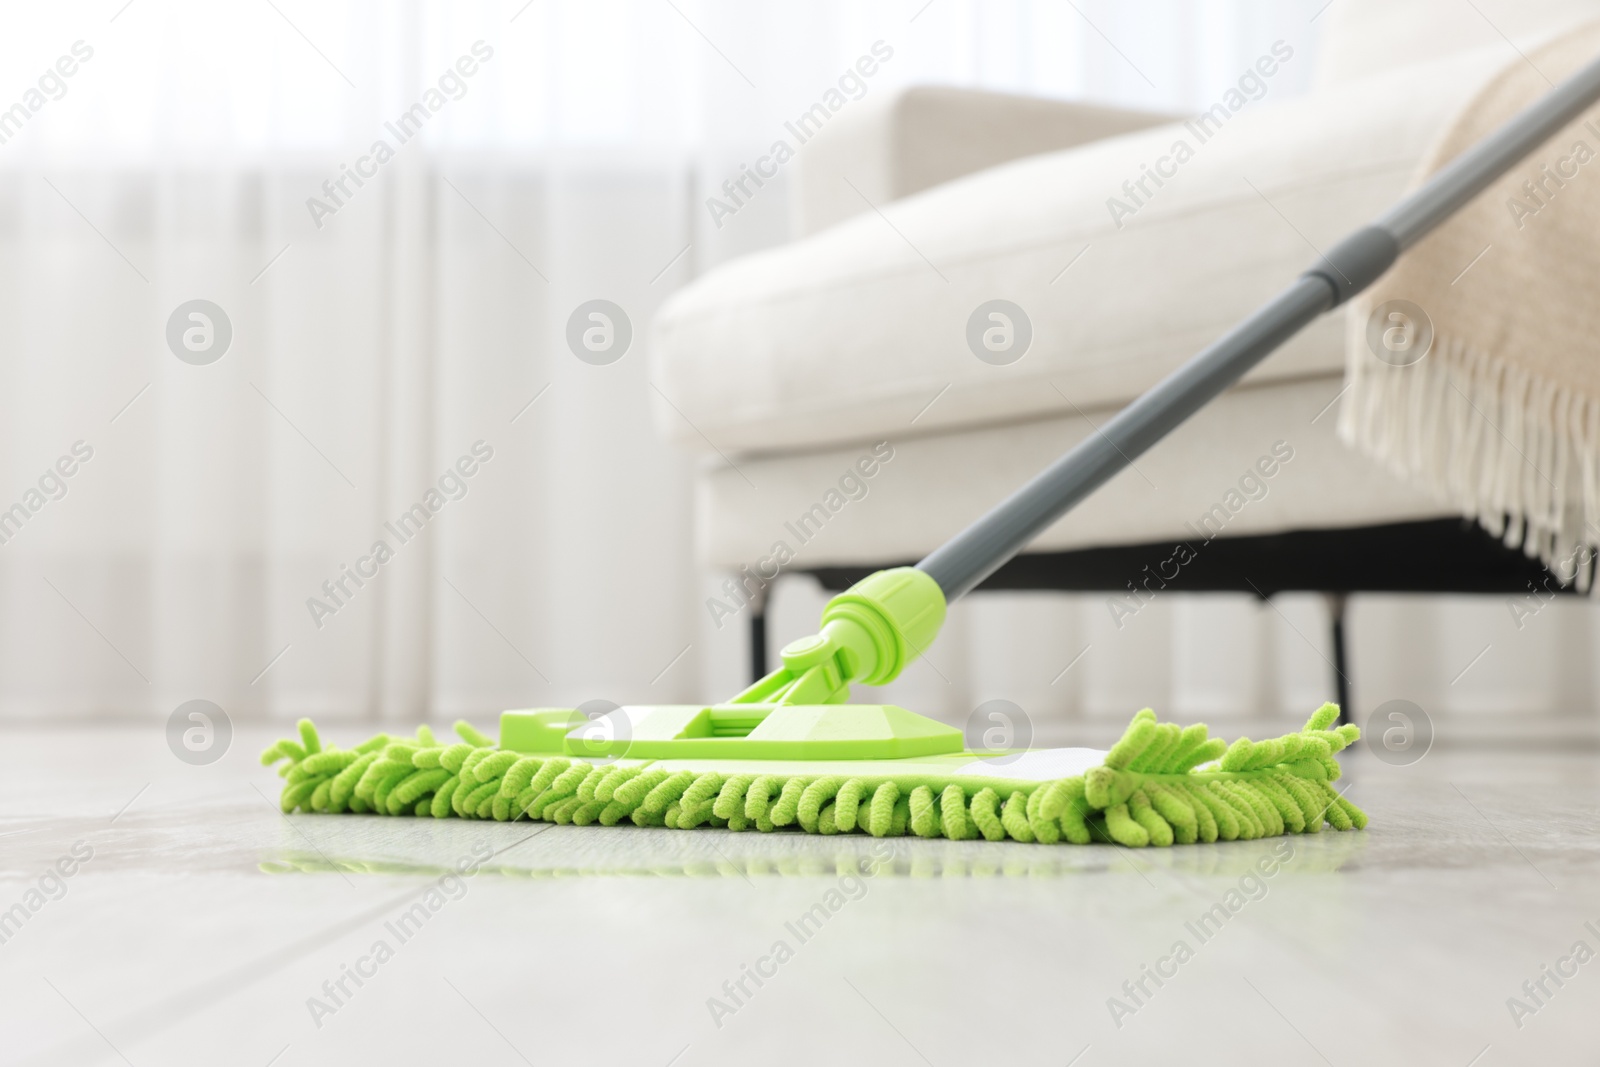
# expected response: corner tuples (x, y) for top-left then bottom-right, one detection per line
(261, 703), (1366, 847)
(263, 569), (1366, 847)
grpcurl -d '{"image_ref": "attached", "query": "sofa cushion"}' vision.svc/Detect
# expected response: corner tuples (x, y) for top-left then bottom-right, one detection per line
(652, 45), (1513, 457)
(1315, 0), (1600, 87)
(695, 375), (1447, 569)
(792, 86), (1174, 237)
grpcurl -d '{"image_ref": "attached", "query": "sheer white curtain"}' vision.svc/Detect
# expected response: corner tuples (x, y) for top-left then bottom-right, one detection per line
(14, 0), (1564, 735)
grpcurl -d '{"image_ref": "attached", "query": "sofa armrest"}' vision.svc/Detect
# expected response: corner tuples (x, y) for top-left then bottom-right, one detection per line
(791, 85), (1176, 237)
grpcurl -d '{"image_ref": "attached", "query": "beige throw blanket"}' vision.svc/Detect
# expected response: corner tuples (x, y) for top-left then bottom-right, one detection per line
(1340, 22), (1600, 588)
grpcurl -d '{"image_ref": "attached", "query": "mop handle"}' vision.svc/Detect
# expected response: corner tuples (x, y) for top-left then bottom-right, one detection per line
(916, 49), (1600, 603)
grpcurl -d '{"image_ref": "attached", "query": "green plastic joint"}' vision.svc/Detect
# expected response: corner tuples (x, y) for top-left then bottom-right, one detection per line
(729, 567), (946, 706)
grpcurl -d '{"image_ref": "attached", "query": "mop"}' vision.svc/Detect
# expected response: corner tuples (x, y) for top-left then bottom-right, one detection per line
(266, 52), (1600, 846)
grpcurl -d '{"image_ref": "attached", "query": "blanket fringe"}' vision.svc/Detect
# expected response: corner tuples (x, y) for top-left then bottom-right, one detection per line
(1340, 329), (1600, 592)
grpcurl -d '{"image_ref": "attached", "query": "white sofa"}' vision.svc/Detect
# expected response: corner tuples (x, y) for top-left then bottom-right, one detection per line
(651, 0), (1600, 669)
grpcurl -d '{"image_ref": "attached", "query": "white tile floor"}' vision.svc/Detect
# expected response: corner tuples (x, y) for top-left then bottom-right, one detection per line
(1, 724), (1596, 1067)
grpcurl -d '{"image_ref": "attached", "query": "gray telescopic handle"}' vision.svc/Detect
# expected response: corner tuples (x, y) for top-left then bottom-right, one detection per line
(918, 49), (1600, 602)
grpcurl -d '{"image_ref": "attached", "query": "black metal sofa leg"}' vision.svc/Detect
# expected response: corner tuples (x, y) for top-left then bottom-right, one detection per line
(1326, 592), (1352, 725)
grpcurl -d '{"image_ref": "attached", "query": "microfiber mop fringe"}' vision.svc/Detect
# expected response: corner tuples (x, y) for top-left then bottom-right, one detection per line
(262, 705), (1367, 848)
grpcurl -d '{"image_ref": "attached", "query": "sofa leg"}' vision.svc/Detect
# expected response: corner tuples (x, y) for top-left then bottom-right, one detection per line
(1325, 592), (1351, 725)
(750, 608), (768, 684)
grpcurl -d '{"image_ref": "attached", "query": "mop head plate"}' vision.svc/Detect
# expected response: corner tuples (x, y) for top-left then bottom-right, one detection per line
(262, 703), (1366, 847)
